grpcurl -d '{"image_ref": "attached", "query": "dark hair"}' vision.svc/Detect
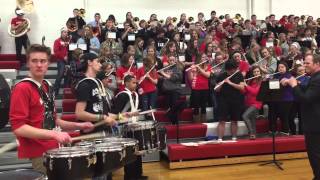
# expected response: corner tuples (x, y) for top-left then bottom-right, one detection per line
(278, 61), (289, 71)
(26, 44), (51, 61)
(73, 8), (79, 11)
(225, 59), (238, 70)
(80, 53), (98, 72)
(94, 13), (100, 17)
(211, 11), (216, 15)
(124, 74), (135, 83)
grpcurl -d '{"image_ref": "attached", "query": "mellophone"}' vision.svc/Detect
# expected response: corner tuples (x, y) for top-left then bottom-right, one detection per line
(43, 120), (167, 180)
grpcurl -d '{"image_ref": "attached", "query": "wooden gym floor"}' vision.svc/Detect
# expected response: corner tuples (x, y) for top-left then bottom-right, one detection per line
(113, 159), (313, 180)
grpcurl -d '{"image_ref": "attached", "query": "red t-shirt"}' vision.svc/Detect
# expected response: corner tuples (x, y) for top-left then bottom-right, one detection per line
(116, 66), (137, 91)
(10, 81), (58, 159)
(191, 64), (211, 90)
(53, 38), (68, 60)
(11, 17), (26, 26)
(137, 67), (158, 94)
(239, 60), (249, 74)
(162, 55), (169, 64)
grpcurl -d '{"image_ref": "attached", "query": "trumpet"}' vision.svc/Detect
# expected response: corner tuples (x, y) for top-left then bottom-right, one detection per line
(172, 17), (177, 23)
(188, 16), (194, 23)
(133, 17), (140, 22)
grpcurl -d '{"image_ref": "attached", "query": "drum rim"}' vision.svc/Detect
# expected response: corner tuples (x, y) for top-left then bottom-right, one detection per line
(44, 146), (94, 157)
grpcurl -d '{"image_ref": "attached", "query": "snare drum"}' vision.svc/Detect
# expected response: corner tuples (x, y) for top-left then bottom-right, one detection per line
(0, 169), (46, 180)
(103, 137), (138, 165)
(124, 121), (167, 152)
(44, 146), (95, 180)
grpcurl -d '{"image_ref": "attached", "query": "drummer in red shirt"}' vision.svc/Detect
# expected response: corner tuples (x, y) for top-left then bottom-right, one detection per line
(9, 44), (94, 174)
(188, 53), (211, 122)
(137, 56), (158, 118)
(116, 53), (137, 91)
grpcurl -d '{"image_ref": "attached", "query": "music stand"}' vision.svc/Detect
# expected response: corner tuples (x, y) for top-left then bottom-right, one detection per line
(257, 80), (284, 170)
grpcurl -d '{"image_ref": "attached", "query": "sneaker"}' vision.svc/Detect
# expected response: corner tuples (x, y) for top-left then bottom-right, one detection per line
(217, 138), (223, 142)
(232, 137), (237, 141)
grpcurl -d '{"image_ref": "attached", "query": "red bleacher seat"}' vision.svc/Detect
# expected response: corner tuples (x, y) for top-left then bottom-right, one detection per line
(167, 135), (306, 161)
(0, 54), (17, 61)
(63, 88), (75, 99)
(62, 99), (76, 113)
(0, 61), (20, 69)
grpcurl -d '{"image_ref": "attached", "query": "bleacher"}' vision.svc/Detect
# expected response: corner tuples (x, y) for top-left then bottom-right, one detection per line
(0, 54), (307, 172)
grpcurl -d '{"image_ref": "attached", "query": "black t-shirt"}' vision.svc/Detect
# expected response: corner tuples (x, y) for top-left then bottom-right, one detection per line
(216, 71), (244, 103)
(76, 79), (111, 132)
(112, 93), (131, 114)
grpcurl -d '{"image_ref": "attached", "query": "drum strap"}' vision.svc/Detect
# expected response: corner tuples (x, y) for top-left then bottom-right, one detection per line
(116, 88), (139, 122)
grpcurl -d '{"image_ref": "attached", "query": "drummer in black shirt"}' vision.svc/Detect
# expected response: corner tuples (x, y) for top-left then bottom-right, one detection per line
(112, 75), (148, 180)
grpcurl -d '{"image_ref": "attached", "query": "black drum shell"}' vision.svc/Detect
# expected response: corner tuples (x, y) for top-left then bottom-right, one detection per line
(94, 150), (123, 176)
(0, 169), (46, 180)
(44, 153), (95, 180)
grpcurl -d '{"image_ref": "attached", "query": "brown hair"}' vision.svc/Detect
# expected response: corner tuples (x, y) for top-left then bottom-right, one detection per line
(26, 44), (51, 61)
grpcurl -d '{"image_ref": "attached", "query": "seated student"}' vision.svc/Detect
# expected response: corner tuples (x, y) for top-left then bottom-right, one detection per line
(215, 60), (245, 141)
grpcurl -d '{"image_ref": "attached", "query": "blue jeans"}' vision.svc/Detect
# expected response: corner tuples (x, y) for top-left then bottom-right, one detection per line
(54, 60), (66, 95)
(141, 91), (157, 111)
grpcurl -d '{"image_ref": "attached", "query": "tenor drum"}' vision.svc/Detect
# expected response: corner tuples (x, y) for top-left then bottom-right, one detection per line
(44, 146), (95, 180)
(94, 142), (125, 176)
(103, 137), (138, 165)
(124, 121), (167, 152)
(0, 169), (46, 180)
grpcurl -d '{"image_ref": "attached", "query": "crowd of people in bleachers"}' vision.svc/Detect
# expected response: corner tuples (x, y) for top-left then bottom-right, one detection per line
(53, 9), (320, 140)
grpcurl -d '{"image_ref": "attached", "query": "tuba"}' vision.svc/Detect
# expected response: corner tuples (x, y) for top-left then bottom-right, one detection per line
(8, 18), (30, 37)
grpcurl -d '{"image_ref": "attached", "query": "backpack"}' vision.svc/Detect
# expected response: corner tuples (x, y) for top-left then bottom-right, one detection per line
(0, 75), (11, 129)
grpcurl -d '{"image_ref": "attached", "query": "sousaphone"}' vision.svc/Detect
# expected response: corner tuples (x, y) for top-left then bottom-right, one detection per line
(8, 18), (31, 37)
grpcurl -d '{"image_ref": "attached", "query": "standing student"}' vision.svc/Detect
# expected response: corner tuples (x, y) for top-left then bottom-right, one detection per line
(10, 44), (93, 174)
(112, 75), (148, 180)
(215, 60), (245, 141)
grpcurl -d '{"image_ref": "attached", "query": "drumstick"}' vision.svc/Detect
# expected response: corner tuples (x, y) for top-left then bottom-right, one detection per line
(214, 70), (240, 91)
(139, 109), (157, 115)
(0, 140), (18, 155)
(71, 131), (107, 142)
(157, 63), (176, 72)
(185, 60), (208, 72)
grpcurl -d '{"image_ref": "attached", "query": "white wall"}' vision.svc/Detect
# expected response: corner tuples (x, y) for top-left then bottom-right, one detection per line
(0, 0), (318, 54)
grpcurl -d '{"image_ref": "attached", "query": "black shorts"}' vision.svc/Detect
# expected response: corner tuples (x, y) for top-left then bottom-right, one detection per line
(216, 99), (243, 121)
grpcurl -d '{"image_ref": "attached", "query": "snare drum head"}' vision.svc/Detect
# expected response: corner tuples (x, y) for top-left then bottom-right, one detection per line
(95, 142), (123, 152)
(45, 146), (93, 157)
(0, 169), (46, 180)
(104, 137), (138, 146)
(75, 141), (94, 148)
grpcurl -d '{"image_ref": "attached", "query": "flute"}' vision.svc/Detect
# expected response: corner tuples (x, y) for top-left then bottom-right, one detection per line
(214, 70), (240, 91)
(265, 68), (295, 78)
(127, 60), (135, 74)
(157, 63), (176, 72)
(296, 73), (307, 79)
(244, 75), (262, 82)
(185, 60), (208, 72)
(105, 68), (114, 77)
(210, 60), (226, 70)
(138, 64), (156, 84)
(251, 56), (267, 66)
